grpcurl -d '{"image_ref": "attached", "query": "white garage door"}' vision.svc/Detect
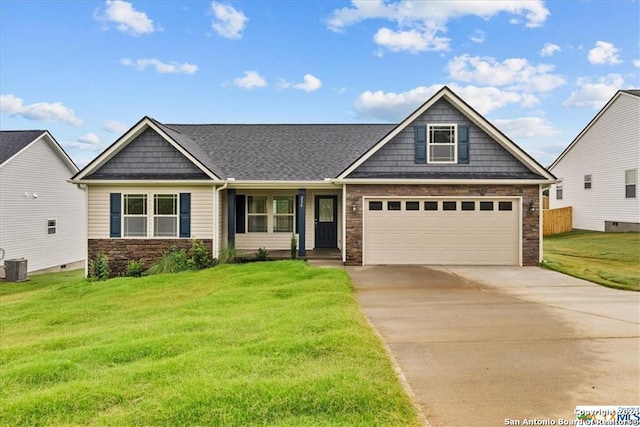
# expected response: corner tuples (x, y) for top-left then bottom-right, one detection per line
(363, 198), (520, 265)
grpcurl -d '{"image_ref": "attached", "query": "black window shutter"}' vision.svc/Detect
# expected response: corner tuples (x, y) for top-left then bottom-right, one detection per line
(110, 193), (121, 238)
(414, 125), (427, 163)
(179, 193), (191, 238)
(458, 125), (470, 164)
(235, 195), (246, 234)
(295, 195), (300, 234)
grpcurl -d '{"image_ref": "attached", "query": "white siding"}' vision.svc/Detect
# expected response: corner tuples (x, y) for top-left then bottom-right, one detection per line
(87, 185), (214, 239)
(0, 138), (85, 272)
(549, 94), (640, 231)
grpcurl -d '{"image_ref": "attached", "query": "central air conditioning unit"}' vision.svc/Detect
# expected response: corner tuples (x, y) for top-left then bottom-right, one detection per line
(5, 258), (28, 282)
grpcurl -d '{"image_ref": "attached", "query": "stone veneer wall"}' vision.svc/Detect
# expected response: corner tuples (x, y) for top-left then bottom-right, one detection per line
(88, 239), (213, 277)
(345, 184), (540, 266)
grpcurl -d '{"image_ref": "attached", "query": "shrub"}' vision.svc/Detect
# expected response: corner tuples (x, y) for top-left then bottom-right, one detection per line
(126, 260), (145, 277)
(88, 253), (110, 281)
(147, 248), (188, 275)
(218, 242), (237, 264)
(256, 247), (268, 261)
(187, 240), (213, 270)
(290, 234), (297, 260)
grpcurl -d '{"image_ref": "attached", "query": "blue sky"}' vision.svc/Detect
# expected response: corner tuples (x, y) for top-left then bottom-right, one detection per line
(1, 0), (638, 168)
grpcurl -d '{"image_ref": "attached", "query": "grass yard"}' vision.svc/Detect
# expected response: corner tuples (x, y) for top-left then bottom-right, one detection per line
(543, 231), (640, 291)
(0, 262), (420, 426)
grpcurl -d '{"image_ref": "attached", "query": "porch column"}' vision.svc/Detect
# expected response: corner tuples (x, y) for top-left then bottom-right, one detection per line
(227, 188), (235, 247)
(298, 189), (306, 257)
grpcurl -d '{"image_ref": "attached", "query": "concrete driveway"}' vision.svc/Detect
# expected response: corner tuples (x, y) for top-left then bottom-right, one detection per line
(347, 265), (640, 427)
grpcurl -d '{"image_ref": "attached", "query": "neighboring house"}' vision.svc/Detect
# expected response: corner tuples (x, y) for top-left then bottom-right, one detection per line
(549, 90), (640, 232)
(71, 86), (555, 276)
(0, 130), (86, 275)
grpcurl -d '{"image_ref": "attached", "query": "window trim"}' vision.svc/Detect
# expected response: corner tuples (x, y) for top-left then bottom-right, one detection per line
(584, 174), (592, 190)
(46, 218), (57, 236)
(247, 195), (269, 233)
(427, 123), (458, 164)
(272, 195), (295, 233)
(153, 194), (178, 238)
(123, 193), (148, 238)
(556, 183), (563, 200)
(121, 193), (184, 238)
(625, 169), (637, 199)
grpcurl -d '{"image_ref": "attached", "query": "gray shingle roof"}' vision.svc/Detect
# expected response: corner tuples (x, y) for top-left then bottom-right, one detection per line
(163, 123), (396, 180)
(621, 89), (640, 97)
(0, 130), (45, 165)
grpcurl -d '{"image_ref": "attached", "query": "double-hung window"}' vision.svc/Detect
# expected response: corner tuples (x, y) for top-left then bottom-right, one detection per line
(154, 194), (178, 237)
(273, 196), (294, 232)
(248, 196), (268, 232)
(626, 169), (637, 198)
(123, 194), (147, 237)
(584, 174), (592, 189)
(427, 124), (457, 163)
(556, 184), (563, 200)
(47, 219), (57, 235)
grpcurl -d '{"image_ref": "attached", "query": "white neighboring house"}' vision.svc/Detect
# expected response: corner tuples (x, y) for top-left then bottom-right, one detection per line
(0, 130), (86, 275)
(548, 89), (640, 232)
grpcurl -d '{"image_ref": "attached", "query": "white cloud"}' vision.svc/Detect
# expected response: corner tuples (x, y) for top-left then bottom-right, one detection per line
(563, 74), (624, 108)
(97, 0), (155, 36)
(446, 54), (566, 92)
(103, 120), (129, 134)
(233, 71), (267, 89)
(63, 133), (101, 151)
(588, 41), (622, 65)
(469, 29), (486, 44)
(121, 58), (198, 74)
(540, 43), (560, 57)
(353, 84), (538, 121)
(634, 59), (640, 68)
(493, 117), (561, 139)
(279, 74), (322, 92)
(326, 1), (549, 52)
(211, 2), (248, 39)
(0, 94), (82, 126)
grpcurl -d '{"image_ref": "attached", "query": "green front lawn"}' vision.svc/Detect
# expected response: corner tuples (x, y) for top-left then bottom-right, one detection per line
(0, 262), (420, 426)
(543, 231), (640, 291)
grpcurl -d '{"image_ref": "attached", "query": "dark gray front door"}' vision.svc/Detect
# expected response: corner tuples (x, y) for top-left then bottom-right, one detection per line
(315, 196), (337, 248)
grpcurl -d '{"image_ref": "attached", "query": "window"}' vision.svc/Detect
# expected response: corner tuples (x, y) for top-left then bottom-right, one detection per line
(248, 196), (268, 232)
(369, 201), (383, 211)
(424, 201), (438, 211)
(154, 194), (178, 237)
(498, 201), (513, 211)
(427, 124), (457, 163)
(47, 219), (57, 235)
(387, 201), (401, 211)
(123, 194), (147, 237)
(625, 169), (637, 198)
(273, 196), (294, 232)
(556, 184), (563, 200)
(461, 201), (475, 211)
(584, 174), (592, 189)
(406, 201), (420, 211)
(479, 201), (494, 211)
(443, 201), (457, 211)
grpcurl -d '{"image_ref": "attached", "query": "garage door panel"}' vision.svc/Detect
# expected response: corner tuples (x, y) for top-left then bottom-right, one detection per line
(363, 198), (519, 265)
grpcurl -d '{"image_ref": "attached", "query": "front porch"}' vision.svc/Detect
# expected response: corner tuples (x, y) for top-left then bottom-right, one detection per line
(237, 248), (342, 261)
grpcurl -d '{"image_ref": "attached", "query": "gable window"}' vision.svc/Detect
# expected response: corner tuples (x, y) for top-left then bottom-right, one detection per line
(428, 124), (457, 163)
(556, 184), (563, 200)
(154, 194), (178, 237)
(123, 194), (148, 237)
(584, 174), (592, 190)
(273, 196), (294, 232)
(248, 196), (268, 232)
(47, 219), (57, 235)
(626, 169), (637, 198)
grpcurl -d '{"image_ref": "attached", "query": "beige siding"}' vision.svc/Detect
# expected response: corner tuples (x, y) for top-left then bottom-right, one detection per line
(87, 185), (214, 239)
(234, 190), (341, 251)
(549, 93), (640, 231)
(0, 138), (85, 272)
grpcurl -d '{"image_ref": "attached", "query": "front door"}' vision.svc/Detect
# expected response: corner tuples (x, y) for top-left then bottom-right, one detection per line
(315, 196), (338, 248)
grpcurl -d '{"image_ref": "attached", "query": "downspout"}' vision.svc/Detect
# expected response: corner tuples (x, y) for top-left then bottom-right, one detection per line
(215, 181), (229, 259)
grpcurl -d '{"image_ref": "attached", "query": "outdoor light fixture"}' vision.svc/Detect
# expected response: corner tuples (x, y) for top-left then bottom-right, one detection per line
(529, 201), (535, 212)
(352, 202), (357, 212)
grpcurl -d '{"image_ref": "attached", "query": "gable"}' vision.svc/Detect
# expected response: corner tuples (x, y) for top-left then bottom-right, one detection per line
(86, 128), (210, 180)
(348, 98), (540, 179)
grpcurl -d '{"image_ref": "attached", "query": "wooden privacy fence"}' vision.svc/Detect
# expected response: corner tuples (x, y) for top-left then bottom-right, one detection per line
(542, 195), (549, 210)
(543, 206), (573, 236)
